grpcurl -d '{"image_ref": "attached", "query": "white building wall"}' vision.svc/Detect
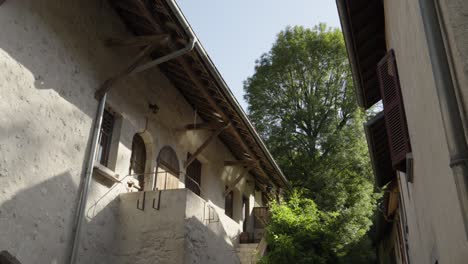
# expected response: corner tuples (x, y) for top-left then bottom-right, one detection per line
(0, 0), (260, 263)
(384, 0), (468, 263)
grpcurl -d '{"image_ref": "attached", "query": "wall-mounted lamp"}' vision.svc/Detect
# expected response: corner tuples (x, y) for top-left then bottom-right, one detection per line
(148, 103), (159, 114)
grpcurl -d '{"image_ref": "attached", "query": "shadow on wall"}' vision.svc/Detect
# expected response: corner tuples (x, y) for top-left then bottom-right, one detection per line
(0, 0), (136, 118)
(0, 172), (78, 264)
(185, 215), (241, 264)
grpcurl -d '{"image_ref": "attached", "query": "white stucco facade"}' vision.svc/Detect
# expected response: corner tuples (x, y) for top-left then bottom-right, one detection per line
(0, 1), (272, 263)
(381, 0), (468, 263)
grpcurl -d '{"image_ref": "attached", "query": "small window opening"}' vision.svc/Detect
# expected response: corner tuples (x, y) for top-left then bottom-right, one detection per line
(130, 134), (146, 191)
(97, 109), (115, 167)
(154, 146), (180, 190)
(185, 153), (202, 196)
(242, 196), (249, 232)
(225, 187), (234, 219)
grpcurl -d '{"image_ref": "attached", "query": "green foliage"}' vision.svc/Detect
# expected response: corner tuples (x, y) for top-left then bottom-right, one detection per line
(260, 192), (377, 264)
(244, 24), (378, 263)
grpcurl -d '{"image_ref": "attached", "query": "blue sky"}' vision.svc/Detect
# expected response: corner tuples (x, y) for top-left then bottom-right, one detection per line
(177, 0), (341, 111)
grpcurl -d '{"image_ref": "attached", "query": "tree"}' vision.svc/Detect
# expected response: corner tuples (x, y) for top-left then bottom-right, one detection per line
(244, 25), (378, 262)
(260, 192), (376, 264)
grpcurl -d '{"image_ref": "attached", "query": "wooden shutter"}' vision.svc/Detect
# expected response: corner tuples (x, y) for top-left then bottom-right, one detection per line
(131, 134), (146, 191)
(98, 109), (115, 166)
(377, 50), (411, 172)
(225, 187), (234, 218)
(185, 153), (201, 196)
(365, 112), (396, 187)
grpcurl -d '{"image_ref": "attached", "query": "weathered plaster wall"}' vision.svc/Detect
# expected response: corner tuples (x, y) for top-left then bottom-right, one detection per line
(0, 0), (257, 263)
(118, 190), (187, 264)
(0, 0), (129, 263)
(185, 190), (240, 264)
(384, 0), (468, 263)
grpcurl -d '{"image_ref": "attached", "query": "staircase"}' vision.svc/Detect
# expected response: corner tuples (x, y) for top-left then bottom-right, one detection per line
(236, 243), (258, 264)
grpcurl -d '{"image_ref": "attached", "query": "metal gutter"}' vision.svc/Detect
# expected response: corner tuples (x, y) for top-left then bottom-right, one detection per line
(419, 0), (468, 237)
(132, 36), (196, 74)
(164, 0), (290, 189)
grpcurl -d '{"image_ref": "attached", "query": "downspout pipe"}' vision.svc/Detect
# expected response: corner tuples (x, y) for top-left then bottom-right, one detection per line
(419, 0), (468, 237)
(131, 36), (196, 74)
(69, 37), (197, 264)
(69, 92), (107, 264)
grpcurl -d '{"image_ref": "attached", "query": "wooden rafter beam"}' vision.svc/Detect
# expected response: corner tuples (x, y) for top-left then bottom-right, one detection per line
(224, 166), (253, 196)
(224, 160), (258, 167)
(95, 44), (158, 98)
(185, 123), (230, 168)
(185, 122), (225, 131)
(111, 1), (282, 188)
(105, 34), (170, 48)
(176, 56), (273, 184)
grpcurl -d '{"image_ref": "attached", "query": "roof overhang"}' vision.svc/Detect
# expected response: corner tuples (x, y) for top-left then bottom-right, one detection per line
(109, 0), (290, 190)
(336, 0), (387, 109)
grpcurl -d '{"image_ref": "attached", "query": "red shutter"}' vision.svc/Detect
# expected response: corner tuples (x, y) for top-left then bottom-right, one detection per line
(377, 50), (411, 172)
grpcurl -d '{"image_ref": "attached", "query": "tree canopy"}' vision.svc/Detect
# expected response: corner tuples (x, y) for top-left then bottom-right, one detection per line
(244, 24), (378, 263)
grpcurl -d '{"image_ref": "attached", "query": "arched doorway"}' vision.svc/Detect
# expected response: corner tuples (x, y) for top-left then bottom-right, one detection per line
(154, 146), (180, 190)
(130, 134), (146, 191)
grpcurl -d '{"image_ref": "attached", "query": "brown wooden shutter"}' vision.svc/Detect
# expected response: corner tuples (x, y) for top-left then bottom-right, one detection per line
(365, 112), (396, 187)
(185, 153), (202, 196)
(225, 187), (234, 218)
(377, 50), (411, 172)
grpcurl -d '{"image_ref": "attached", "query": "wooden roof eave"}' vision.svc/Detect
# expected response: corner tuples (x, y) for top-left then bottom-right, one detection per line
(335, 0), (387, 110)
(109, 0), (290, 190)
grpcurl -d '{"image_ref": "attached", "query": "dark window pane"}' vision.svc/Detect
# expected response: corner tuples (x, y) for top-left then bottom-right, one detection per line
(225, 187), (234, 218)
(131, 134), (146, 191)
(185, 153), (201, 196)
(97, 109), (114, 166)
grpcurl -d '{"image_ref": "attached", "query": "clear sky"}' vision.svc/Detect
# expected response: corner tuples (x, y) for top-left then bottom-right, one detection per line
(177, 0), (341, 111)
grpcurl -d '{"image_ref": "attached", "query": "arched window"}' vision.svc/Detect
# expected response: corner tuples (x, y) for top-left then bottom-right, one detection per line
(130, 134), (146, 191)
(155, 146), (180, 190)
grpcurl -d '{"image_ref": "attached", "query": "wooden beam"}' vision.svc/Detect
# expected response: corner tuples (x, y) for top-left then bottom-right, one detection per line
(95, 44), (157, 98)
(185, 123), (229, 168)
(185, 122), (225, 131)
(176, 57), (274, 186)
(105, 34), (170, 48)
(224, 160), (258, 167)
(120, 0), (162, 33)
(224, 167), (252, 196)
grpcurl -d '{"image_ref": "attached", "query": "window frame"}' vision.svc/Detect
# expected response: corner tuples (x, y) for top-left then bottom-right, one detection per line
(225, 187), (234, 219)
(97, 108), (115, 167)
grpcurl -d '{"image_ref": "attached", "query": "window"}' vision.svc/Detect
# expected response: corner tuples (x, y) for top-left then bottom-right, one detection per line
(377, 50), (412, 172)
(97, 109), (115, 167)
(225, 187), (234, 218)
(130, 134), (146, 191)
(154, 146), (180, 190)
(242, 196), (249, 232)
(185, 153), (201, 196)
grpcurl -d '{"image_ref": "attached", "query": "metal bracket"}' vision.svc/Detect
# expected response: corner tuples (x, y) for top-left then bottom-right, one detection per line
(136, 191), (146, 211)
(152, 190), (161, 210)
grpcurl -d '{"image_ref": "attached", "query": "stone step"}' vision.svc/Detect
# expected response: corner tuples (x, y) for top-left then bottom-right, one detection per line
(236, 243), (259, 264)
(238, 243), (258, 249)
